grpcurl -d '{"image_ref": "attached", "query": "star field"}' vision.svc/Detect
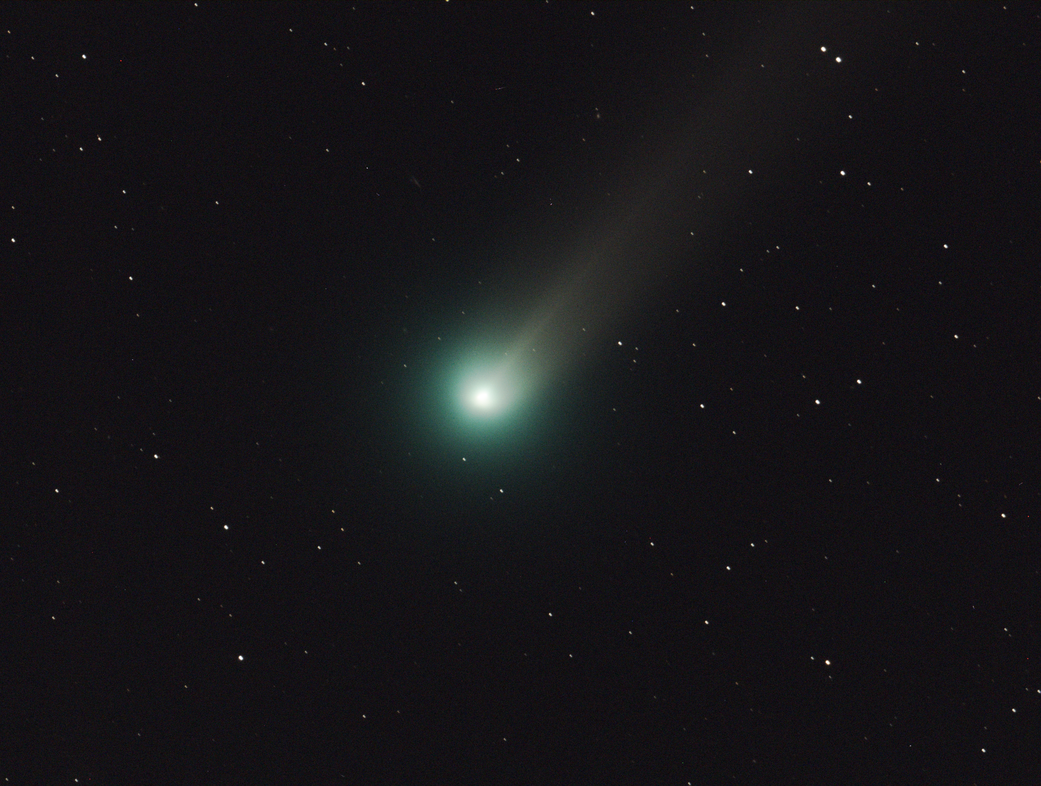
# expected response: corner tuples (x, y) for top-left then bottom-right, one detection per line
(3, 3), (1040, 783)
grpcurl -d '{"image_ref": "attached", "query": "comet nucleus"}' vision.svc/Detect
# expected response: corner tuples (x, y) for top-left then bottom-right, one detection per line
(459, 365), (519, 419)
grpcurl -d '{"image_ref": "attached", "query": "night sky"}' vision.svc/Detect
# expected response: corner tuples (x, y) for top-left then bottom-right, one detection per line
(4, 2), (1040, 783)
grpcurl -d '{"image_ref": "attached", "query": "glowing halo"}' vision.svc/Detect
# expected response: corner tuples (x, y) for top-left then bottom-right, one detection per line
(471, 386), (494, 410)
(458, 363), (519, 418)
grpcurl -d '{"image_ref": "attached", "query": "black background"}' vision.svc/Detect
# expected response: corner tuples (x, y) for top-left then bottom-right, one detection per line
(3, 3), (1039, 783)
